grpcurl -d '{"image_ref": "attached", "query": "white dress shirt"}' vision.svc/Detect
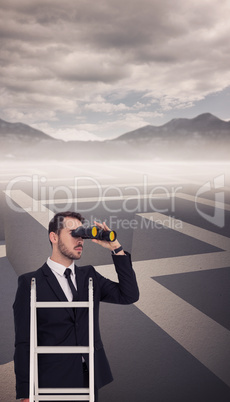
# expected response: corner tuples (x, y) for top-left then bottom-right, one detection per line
(46, 258), (85, 363)
(46, 257), (77, 301)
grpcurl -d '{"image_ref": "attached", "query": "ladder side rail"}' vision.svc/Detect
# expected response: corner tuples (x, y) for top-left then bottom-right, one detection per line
(34, 296), (39, 401)
(89, 278), (94, 402)
(29, 278), (36, 402)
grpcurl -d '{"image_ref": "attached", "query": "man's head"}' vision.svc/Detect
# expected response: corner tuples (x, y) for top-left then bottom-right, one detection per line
(48, 211), (85, 262)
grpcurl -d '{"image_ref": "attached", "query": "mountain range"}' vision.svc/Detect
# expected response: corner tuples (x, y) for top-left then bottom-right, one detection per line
(0, 113), (229, 160)
(0, 118), (56, 142)
(113, 113), (230, 142)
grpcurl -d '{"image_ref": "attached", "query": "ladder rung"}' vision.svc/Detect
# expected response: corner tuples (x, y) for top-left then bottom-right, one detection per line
(36, 346), (89, 354)
(34, 396), (90, 401)
(38, 387), (89, 393)
(35, 301), (89, 308)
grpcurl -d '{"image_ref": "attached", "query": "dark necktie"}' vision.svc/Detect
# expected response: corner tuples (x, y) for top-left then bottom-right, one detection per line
(64, 268), (78, 301)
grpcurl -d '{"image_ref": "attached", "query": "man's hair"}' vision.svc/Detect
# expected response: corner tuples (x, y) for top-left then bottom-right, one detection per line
(48, 211), (85, 245)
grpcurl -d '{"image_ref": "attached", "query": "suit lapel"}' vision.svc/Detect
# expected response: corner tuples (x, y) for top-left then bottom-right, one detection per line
(41, 263), (75, 320)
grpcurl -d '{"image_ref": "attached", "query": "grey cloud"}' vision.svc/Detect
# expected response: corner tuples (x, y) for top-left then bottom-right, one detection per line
(0, 0), (229, 129)
(0, 0), (186, 48)
(57, 67), (129, 83)
(1, 0), (227, 61)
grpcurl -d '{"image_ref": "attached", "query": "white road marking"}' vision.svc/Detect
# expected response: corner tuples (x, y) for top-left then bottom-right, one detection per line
(137, 212), (230, 250)
(0, 244), (6, 258)
(176, 192), (230, 211)
(0, 362), (16, 401)
(4, 190), (52, 229)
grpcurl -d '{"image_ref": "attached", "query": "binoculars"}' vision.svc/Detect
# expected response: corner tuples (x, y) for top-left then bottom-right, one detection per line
(71, 226), (117, 242)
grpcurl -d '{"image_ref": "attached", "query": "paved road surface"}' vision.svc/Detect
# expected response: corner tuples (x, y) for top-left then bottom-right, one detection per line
(0, 160), (229, 401)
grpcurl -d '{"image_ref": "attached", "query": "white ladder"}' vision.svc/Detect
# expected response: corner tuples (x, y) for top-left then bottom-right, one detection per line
(29, 277), (94, 401)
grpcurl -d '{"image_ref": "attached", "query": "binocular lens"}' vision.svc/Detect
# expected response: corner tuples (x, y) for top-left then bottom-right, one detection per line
(91, 226), (98, 237)
(71, 226), (116, 242)
(109, 231), (115, 241)
(71, 226), (98, 239)
(96, 229), (117, 242)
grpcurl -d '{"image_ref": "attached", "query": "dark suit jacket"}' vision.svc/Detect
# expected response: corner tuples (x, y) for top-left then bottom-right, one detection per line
(13, 252), (139, 399)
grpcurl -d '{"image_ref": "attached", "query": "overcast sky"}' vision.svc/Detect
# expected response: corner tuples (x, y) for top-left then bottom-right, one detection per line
(1, 0), (230, 141)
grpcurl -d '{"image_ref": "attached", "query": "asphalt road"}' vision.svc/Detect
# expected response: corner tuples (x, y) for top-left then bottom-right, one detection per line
(0, 160), (230, 401)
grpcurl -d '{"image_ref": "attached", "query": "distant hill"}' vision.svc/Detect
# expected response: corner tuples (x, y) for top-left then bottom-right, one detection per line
(108, 113), (230, 160)
(0, 118), (57, 142)
(0, 118), (62, 159)
(112, 113), (230, 143)
(0, 113), (229, 160)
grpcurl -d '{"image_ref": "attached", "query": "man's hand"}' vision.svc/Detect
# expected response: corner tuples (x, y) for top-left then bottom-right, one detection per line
(92, 221), (125, 255)
(21, 399), (29, 402)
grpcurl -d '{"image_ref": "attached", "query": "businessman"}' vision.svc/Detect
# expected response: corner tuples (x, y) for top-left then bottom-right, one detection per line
(13, 211), (139, 401)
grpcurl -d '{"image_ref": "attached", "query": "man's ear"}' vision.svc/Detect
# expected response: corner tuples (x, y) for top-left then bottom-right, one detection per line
(49, 231), (58, 245)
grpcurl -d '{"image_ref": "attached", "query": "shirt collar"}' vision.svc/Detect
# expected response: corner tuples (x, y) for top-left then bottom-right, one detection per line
(47, 257), (75, 277)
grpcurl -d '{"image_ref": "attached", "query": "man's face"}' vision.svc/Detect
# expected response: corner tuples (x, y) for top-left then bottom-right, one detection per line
(57, 217), (84, 260)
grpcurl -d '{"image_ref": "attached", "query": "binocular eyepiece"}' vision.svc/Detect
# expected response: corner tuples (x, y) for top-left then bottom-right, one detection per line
(71, 226), (117, 242)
